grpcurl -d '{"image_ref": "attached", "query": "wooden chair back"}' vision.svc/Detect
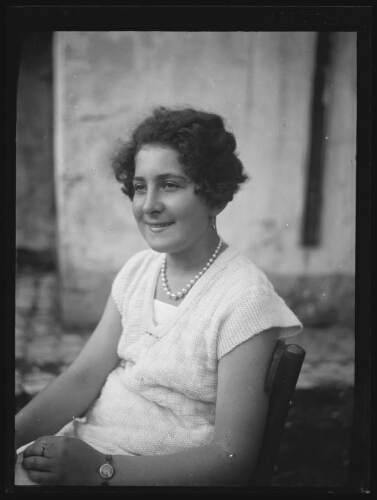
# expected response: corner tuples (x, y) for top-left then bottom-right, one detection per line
(251, 339), (306, 486)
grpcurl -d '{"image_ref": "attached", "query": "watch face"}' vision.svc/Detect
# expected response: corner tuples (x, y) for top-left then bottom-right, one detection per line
(100, 463), (114, 479)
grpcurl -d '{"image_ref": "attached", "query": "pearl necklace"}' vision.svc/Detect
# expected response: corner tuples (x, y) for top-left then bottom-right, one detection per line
(161, 237), (223, 300)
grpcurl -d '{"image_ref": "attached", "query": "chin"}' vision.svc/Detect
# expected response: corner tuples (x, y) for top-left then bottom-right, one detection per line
(143, 237), (172, 254)
(145, 237), (184, 255)
(147, 243), (166, 253)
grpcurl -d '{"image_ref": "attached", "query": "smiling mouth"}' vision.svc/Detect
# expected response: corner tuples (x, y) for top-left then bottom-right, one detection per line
(147, 222), (175, 228)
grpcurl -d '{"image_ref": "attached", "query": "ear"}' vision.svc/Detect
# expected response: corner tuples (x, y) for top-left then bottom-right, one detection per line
(209, 202), (228, 217)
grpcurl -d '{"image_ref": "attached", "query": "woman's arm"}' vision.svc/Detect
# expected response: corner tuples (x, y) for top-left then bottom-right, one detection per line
(21, 327), (280, 486)
(110, 326), (280, 486)
(15, 293), (122, 449)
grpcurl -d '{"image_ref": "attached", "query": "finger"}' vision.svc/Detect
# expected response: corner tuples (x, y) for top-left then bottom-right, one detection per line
(22, 441), (34, 458)
(26, 469), (55, 485)
(22, 456), (51, 472)
(23, 437), (51, 458)
(22, 441), (42, 458)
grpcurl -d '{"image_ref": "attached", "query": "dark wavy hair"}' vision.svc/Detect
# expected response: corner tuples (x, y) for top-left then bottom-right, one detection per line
(111, 106), (249, 207)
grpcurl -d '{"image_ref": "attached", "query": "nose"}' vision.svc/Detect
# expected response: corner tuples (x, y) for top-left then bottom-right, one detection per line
(142, 188), (164, 215)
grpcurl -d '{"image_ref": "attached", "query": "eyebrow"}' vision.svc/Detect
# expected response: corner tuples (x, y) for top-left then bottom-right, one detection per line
(132, 174), (191, 183)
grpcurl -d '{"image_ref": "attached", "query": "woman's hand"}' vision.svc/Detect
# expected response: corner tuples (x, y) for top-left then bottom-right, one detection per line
(21, 436), (104, 485)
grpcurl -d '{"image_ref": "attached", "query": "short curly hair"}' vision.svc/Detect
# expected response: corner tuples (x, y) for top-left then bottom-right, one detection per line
(111, 106), (248, 207)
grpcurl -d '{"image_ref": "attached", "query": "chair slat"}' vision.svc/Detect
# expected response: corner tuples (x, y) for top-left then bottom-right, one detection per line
(251, 341), (306, 486)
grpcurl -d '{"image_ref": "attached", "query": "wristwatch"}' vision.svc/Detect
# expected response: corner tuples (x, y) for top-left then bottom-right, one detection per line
(99, 454), (114, 486)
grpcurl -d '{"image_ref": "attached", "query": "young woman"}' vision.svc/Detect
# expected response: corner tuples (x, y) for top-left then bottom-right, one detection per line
(15, 107), (302, 486)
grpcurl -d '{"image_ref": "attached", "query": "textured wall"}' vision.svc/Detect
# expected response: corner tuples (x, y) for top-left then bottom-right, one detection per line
(52, 32), (356, 328)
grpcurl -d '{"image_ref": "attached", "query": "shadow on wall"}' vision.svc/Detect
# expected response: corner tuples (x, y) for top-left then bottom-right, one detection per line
(271, 273), (355, 329)
(16, 31), (55, 254)
(16, 247), (57, 273)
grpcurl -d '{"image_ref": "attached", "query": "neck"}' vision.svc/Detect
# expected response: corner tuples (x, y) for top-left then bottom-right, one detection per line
(165, 232), (222, 275)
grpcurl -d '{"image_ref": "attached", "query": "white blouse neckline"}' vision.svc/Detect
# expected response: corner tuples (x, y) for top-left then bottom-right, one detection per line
(153, 298), (177, 325)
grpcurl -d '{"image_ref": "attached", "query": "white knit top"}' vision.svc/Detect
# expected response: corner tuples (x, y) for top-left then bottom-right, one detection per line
(57, 246), (302, 456)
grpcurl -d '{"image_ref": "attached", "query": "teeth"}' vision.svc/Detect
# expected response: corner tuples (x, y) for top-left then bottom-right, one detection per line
(150, 223), (173, 227)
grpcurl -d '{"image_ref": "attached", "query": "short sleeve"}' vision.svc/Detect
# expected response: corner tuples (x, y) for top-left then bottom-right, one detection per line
(217, 289), (302, 359)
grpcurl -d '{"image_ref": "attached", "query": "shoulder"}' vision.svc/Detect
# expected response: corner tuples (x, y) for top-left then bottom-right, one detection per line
(111, 249), (160, 308)
(218, 246), (275, 298)
(115, 248), (159, 277)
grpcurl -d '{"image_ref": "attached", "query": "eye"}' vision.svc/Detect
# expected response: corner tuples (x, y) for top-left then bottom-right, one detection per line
(133, 183), (146, 193)
(163, 181), (179, 191)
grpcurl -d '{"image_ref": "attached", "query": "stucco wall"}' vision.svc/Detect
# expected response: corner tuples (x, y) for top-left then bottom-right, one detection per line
(52, 31), (356, 328)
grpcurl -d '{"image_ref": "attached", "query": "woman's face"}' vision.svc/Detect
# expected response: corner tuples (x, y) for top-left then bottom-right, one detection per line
(132, 145), (216, 256)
